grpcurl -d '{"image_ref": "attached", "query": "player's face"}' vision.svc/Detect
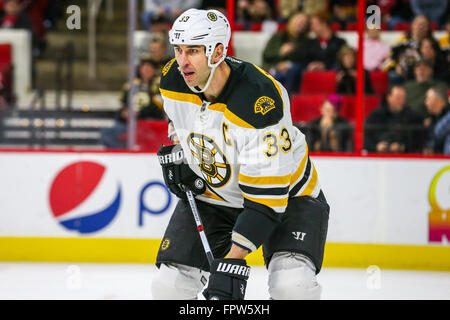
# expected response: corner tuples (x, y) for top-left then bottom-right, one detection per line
(174, 45), (210, 88)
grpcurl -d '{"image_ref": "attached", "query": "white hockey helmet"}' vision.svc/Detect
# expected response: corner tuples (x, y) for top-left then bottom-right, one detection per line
(169, 9), (231, 69)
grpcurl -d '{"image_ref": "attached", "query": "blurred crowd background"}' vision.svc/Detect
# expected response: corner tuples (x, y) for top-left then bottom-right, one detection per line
(0, 0), (448, 155)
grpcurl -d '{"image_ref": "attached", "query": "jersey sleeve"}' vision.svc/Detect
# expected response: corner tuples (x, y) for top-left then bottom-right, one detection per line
(231, 123), (296, 252)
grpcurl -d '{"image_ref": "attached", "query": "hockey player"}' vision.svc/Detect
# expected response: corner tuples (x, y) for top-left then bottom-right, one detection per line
(151, 9), (330, 300)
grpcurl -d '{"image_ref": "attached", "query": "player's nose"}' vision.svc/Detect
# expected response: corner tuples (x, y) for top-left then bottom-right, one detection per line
(178, 51), (190, 68)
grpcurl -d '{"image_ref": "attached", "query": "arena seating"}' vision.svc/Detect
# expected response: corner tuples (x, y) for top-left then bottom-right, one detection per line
(299, 70), (388, 98)
(235, 21), (399, 32)
(136, 120), (172, 151)
(290, 94), (381, 123)
(340, 95), (381, 121)
(0, 44), (12, 70)
(300, 71), (337, 95)
(290, 67), (387, 124)
(290, 94), (326, 123)
(234, 21), (287, 32)
(394, 21), (439, 31)
(369, 71), (389, 97)
(0, 44), (13, 106)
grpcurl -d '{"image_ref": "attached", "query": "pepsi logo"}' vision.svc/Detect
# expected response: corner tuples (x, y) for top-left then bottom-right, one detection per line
(49, 161), (121, 234)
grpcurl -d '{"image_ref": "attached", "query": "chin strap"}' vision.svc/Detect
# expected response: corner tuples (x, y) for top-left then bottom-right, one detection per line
(187, 64), (217, 93)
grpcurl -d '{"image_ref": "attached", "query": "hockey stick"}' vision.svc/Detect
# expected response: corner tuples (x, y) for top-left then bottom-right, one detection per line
(185, 189), (214, 266)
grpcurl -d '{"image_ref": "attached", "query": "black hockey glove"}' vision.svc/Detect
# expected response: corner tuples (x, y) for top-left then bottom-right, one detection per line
(203, 258), (250, 300)
(157, 144), (206, 200)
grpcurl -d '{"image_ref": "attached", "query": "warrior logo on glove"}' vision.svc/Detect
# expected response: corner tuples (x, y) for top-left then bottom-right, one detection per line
(203, 258), (250, 300)
(157, 145), (184, 165)
(216, 262), (250, 277)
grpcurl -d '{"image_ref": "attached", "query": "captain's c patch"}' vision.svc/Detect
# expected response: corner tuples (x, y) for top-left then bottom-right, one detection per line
(255, 96), (275, 115)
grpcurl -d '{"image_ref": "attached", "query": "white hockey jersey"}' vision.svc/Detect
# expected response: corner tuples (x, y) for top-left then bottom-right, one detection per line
(159, 56), (322, 216)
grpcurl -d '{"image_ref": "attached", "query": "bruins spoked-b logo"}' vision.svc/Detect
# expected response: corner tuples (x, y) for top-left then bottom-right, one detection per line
(161, 238), (171, 251)
(207, 11), (217, 21)
(187, 133), (231, 188)
(255, 96), (275, 115)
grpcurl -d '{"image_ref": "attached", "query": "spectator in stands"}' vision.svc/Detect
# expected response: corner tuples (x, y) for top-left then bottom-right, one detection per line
(0, 64), (14, 106)
(422, 87), (450, 154)
(0, 0), (58, 55)
(0, 0), (33, 30)
(385, 14), (435, 84)
(277, 0), (297, 22)
(22, 0), (51, 55)
(0, 0), (41, 86)
(391, 36), (450, 84)
(417, 37), (450, 82)
(363, 23), (391, 72)
(438, 16), (450, 65)
(0, 77), (5, 140)
(330, 0), (357, 30)
(336, 46), (374, 95)
(236, 0), (274, 30)
(439, 16), (450, 50)
(0, 71), (7, 109)
(400, 14), (435, 48)
(277, 0), (328, 22)
(141, 0), (201, 31)
(100, 57), (166, 149)
(433, 109), (450, 154)
(373, 0), (414, 30)
(306, 94), (352, 152)
(100, 106), (129, 149)
(410, 0), (449, 27)
(262, 12), (309, 94)
(137, 31), (172, 68)
(364, 85), (423, 153)
(404, 58), (448, 117)
(277, 0), (300, 22)
(120, 56), (166, 119)
(147, 32), (172, 70)
(299, 13), (347, 71)
(41, 0), (62, 31)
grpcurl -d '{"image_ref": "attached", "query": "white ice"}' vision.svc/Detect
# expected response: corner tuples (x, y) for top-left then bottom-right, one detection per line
(0, 262), (449, 300)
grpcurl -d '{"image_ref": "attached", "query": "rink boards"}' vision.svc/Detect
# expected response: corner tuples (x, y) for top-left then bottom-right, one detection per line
(0, 151), (449, 271)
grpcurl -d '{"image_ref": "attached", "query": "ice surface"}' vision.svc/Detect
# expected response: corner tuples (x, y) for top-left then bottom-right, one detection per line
(0, 263), (449, 300)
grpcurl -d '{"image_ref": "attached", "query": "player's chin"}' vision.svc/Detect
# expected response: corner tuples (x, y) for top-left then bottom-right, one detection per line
(184, 77), (197, 87)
